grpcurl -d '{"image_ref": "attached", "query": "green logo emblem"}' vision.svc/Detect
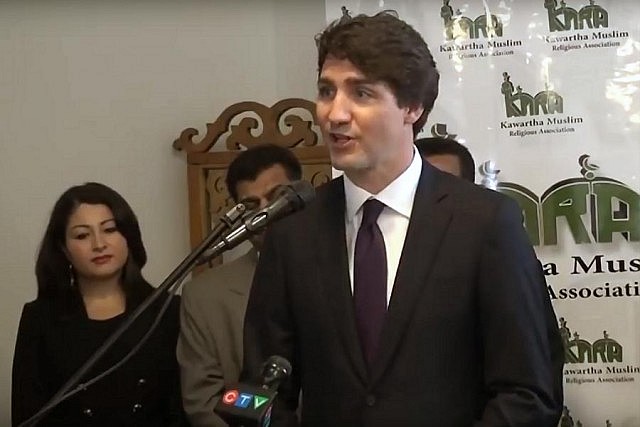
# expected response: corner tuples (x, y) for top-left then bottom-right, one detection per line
(441, 0), (503, 40)
(480, 155), (640, 246)
(430, 123), (457, 140)
(559, 406), (581, 427)
(560, 318), (622, 364)
(544, 0), (609, 32)
(501, 72), (563, 118)
(560, 405), (614, 426)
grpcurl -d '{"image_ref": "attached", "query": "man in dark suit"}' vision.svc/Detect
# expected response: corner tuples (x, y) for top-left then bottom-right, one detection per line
(243, 11), (563, 427)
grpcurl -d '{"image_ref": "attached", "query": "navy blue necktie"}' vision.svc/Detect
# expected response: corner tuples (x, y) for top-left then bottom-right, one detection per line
(354, 199), (387, 368)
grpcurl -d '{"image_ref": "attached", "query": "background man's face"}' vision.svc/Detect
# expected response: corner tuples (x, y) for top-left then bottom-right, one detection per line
(425, 153), (462, 178)
(235, 163), (292, 250)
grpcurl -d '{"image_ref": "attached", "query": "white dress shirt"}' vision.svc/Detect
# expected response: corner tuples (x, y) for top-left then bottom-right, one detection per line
(344, 148), (423, 305)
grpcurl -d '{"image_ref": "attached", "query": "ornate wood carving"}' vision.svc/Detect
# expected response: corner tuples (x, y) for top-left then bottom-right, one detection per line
(173, 98), (320, 153)
(173, 98), (331, 266)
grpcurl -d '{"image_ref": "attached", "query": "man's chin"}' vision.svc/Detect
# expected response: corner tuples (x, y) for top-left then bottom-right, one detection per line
(330, 153), (370, 173)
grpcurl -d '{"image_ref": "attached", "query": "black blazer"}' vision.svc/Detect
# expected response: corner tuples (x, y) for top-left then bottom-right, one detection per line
(12, 285), (186, 427)
(243, 161), (563, 427)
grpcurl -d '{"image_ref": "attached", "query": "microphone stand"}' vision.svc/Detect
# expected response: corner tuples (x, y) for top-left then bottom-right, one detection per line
(20, 202), (251, 427)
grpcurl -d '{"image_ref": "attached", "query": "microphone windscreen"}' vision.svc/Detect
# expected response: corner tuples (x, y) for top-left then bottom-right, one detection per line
(263, 355), (292, 374)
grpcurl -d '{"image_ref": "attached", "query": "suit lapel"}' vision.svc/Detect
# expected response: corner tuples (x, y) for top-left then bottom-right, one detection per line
(370, 162), (453, 385)
(316, 178), (368, 383)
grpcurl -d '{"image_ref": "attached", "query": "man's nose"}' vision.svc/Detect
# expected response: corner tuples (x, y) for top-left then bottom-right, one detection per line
(259, 197), (270, 209)
(327, 92), (351, 125)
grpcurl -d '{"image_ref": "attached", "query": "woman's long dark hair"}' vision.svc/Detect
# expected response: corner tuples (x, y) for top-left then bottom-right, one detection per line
(35, 182), (149, 303)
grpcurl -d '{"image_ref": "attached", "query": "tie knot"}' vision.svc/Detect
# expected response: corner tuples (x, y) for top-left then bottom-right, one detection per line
(360, 199), (385, 227)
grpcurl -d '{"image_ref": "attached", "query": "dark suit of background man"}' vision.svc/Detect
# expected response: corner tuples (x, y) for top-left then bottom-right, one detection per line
(243, 10), (563, 427)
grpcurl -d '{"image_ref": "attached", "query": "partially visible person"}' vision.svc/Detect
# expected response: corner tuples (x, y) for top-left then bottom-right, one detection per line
(12, 182), (185, 427)
(177, 143), (302, 427)
(415, 136), (475, 182)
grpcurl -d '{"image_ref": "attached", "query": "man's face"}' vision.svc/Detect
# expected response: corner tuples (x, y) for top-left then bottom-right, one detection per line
(315, 57), (423, 188)
(425, 153), (462, 178)
(235, 163), (292, 250)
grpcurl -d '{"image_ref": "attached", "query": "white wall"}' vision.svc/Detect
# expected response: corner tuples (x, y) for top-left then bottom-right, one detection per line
(0, 0), (324, 422)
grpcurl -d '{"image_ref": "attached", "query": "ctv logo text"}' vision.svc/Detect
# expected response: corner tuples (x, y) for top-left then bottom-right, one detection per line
(222, 389), (270, 410)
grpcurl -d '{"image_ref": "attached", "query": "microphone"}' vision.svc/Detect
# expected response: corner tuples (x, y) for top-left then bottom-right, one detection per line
(197, 180), (315, 265)
(260, 355), (292, 390)
(214, 356), (292, 427)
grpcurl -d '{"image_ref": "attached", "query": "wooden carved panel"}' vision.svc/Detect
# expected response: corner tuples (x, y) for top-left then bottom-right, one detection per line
(173, 98), (331, 263)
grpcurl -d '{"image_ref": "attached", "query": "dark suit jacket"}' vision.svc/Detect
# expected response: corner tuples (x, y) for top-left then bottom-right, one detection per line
(243, 162), (563, 427)
(12, 285), (186, 427)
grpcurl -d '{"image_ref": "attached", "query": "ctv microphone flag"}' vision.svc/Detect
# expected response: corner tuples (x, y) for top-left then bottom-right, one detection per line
(214, 355), (291, 427)
(215, 383), (276, 427)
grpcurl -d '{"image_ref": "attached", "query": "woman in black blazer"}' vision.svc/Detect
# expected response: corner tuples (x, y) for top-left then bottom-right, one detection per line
(12, 182), (187, 427)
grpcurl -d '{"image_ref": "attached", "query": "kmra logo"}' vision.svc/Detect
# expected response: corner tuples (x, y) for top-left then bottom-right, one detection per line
(560, 405), (614, 427)
(544, 0), (608, 32)
(542, 1), (628, 52)
(561, 318), (640, 385)
(500, 72), (583, 137)
(480, 155), (640, 246)
(560, 318), (622, 364)
(438, 2), (522, 60)
(440, 0), (503, 40)
(502, 72), (562, 117)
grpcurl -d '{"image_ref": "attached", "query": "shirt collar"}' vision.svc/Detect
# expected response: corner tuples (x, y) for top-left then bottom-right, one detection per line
(344, 146), (423, 221)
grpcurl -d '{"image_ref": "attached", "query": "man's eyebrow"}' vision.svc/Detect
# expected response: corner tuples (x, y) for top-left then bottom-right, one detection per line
(265, 185), (284, 200)
(345, 77), (377, 85)
(317, 76), (377, 86)
(239, 195), (260, 204)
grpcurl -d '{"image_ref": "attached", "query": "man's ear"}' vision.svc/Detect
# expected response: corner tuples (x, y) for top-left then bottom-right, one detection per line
(404, 104), (425, 125)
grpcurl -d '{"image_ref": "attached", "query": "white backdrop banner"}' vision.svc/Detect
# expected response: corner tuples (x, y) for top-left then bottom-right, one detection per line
(325, 1), (640, 425)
